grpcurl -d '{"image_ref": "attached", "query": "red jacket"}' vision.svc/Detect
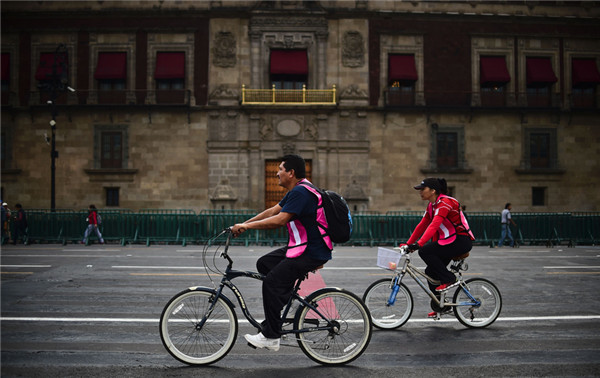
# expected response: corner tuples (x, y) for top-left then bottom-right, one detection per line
(407, 194), (474, 246)
(87, 211), (99, 225)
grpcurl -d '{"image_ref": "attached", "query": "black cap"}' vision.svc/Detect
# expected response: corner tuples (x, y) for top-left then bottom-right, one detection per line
(414, 178), (440, 191)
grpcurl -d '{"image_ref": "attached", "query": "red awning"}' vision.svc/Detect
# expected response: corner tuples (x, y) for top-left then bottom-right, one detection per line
(1, 53), (9, 81)
(270, 50), (308, 75)
(526, 57), (558, 85)
(155, 52), (185, 79)
(480, 56), (510, 84)
(572, 58), (600, 86)
(35, 52), (68, 81)
(94, 52), (127, 79)
(388, 54), (418, 81)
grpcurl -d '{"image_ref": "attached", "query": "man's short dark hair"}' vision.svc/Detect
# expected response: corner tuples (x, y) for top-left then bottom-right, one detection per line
(281, 154), (306, 179)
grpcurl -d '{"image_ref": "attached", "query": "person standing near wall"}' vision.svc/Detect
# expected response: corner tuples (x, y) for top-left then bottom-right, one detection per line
(498, 203), (517, 247)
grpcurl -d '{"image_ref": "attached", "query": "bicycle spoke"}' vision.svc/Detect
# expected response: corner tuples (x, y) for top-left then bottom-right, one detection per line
(453, 278), (502, 328)
(296, 289), (372, 365)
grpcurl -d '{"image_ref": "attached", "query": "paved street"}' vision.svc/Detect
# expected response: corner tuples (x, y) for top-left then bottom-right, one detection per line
(2, 242), (600, 377)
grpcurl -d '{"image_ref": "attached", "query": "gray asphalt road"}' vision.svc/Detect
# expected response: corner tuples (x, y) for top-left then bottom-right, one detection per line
(2, 242), (600, 377)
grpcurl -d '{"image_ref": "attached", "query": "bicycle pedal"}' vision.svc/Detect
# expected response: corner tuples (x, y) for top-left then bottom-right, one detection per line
(247, 342), (257, 349)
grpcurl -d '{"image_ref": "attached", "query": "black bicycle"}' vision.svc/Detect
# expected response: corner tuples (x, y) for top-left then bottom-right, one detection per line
(159, 228), (372, 365)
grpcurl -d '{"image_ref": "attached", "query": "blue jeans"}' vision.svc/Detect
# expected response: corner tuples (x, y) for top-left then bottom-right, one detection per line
(498, 224), (514, 247)
(83, 224), (104, 244)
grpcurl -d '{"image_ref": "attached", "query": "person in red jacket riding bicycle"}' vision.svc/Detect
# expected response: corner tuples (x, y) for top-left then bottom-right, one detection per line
(401, 178), (475, 317)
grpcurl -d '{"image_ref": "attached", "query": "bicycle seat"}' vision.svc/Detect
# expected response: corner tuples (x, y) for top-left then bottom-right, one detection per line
(452, 252), (469, 261)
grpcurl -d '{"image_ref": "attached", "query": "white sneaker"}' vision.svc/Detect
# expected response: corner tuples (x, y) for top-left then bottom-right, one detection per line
(244, 332), (280, 351)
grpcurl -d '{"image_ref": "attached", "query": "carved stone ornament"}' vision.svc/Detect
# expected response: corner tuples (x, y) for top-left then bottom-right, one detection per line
(209, 85), (239, 99)
(339, 84), (368, 99)
(250, 16), (328, 29)
(260, 119), (273, 140)
(276, 119), (301, 137)
(344, 180), (368, 200)
(210, 179), (237, 200)
(305, 119), (318, 140)
(212, 31), (237, 68)
(282, 143), (296, 156)
(342, 31), (365, 68)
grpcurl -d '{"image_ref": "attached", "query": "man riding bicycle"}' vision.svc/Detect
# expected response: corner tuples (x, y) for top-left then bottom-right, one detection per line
(232, 154), (331, 351)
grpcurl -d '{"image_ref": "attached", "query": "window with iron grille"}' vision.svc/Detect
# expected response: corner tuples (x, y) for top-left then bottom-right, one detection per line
(426, 124), (469, 173)
(101, 131), (123, 169)
(529, 132), (550, 169)
(436, 132), (458, 169)
(522, 128), (558, 170)
(94, 125), (129, 170)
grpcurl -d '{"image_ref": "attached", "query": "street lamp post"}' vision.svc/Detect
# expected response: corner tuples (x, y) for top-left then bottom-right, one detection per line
(38, 44), (73, 210)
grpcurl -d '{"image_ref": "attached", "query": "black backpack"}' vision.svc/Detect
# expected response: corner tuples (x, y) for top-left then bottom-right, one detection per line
(300, 182), (353, 244)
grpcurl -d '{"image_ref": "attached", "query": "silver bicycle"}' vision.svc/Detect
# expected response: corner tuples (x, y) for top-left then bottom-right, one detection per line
(363, 246), (502, 329)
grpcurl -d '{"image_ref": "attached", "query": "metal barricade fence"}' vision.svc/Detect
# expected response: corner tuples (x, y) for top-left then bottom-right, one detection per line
(16, 209), (600, 247)
(25, 210), (79, 245)
(571, 212), (600, 245)
(134, 209), (196, 246)
(511, 212), (575, 246)
(94, 209), (135, 245)
(465, 212), (502, 247)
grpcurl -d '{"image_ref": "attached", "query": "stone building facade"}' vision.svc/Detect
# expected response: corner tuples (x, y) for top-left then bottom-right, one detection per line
(1, 1), (599, 213)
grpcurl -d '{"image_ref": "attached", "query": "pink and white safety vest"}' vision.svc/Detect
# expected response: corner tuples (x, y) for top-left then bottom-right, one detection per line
(285, 179), (334, 258)
(426, 194), (475, 245)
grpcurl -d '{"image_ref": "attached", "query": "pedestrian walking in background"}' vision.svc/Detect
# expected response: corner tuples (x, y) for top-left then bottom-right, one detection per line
(1, 202), (10, 244)
(498, 203), (517, 247)
(81, 204), (104, 245)
(12, 203), (27, 245)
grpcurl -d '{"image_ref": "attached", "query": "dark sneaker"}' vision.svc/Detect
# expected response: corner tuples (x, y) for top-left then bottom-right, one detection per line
(428, 308), (452, 318)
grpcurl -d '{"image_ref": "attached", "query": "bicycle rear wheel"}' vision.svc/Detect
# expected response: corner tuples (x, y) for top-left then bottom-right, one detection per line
(362, 278), (413, 329)
(160, 288), (237, 365)
(294, 288), (372, 365)
(453, 278), (502, 328)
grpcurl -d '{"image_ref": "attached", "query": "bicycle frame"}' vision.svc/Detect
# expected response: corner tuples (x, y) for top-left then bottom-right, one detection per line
(392, 252), (481, 309)
(202, 232), (337, 337)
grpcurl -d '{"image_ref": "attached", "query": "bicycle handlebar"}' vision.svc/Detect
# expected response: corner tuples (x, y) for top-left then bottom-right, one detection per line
(397, 245), (409, 254)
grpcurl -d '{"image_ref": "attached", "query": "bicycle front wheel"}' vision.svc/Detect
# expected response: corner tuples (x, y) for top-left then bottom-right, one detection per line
(294, 288), (372, 365)
(362, 278), (413, 329)
(160, 288), (237, 365)
(453, 278), (502, 328)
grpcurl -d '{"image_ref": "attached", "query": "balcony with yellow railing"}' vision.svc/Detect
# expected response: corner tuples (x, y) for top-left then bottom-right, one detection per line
(241, 84), (336, 105)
